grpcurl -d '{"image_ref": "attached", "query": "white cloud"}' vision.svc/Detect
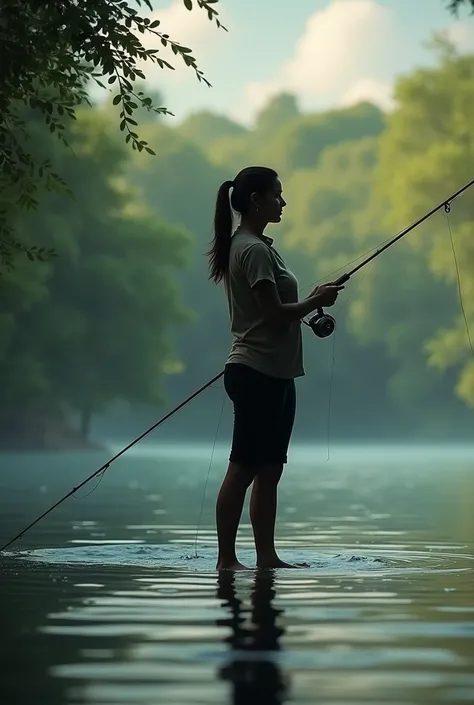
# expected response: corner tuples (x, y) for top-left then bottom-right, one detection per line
(237, 2), (474, 125)
(340, 78), (395, 111)
(238, 0), (401, 122)
(277, 0), (395, 95)
(445, 21), (474, 52)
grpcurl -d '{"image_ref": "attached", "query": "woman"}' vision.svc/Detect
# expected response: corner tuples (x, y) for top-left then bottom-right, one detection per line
(208, 166), (344, 570)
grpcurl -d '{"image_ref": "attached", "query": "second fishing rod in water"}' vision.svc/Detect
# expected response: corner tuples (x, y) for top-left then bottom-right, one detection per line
(1, 175), (473, 554)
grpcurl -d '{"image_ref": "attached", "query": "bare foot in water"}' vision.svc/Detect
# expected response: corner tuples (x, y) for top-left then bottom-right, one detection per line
(216, 560), (251, 571)
(257, 558), (310, 569)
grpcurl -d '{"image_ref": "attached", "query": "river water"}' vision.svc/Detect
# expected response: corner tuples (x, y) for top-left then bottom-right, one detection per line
(1, 442), (474, 704)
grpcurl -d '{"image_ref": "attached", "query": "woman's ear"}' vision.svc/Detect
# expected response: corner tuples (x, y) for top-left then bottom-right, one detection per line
(249, 191), (260, 212)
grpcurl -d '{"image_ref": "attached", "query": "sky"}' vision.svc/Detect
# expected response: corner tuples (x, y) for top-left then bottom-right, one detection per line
(129, 0), (474, 126)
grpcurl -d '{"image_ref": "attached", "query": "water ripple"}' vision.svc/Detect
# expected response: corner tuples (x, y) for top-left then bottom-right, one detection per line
(2, 447), (474, 705)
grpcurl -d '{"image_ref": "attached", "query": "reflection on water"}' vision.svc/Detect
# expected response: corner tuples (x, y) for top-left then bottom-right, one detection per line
(217, 571), (288, 704)
(1, 443), (474, 704)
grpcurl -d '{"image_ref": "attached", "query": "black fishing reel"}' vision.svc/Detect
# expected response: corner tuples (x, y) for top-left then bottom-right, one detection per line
(306, 308), (336, 338)
(304, 273), (350, 338)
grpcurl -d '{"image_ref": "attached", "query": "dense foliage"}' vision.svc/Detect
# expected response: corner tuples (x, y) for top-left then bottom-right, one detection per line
(1, 27), (473, 447)
(0, 107), (191, 448)
(128, 37), (474, 443)
(0, 0), (224, 269)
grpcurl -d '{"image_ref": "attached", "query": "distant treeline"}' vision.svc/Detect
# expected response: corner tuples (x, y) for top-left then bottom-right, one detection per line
(0, 36), (473, 449)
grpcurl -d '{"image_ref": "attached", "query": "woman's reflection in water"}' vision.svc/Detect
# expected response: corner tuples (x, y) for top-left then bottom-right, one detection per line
(216, 570), (290, 705)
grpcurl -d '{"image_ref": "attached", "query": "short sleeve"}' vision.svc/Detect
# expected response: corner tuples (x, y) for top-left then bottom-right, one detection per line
(240, 243), (276, 288)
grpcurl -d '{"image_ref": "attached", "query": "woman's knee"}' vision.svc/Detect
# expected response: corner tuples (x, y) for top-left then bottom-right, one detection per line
(226, 461), (258, 487)
(255, 463), (284, 484)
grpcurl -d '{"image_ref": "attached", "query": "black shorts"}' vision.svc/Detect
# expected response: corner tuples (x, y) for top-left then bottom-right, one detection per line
(224, 362), (296, 466)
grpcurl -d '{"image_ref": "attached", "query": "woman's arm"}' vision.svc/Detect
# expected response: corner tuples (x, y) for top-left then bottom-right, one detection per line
(252, 280), (342, 324)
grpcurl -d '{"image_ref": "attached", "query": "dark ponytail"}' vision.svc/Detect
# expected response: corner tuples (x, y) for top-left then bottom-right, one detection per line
(207, 166), (278, 284)
(207, 179), (234, 284)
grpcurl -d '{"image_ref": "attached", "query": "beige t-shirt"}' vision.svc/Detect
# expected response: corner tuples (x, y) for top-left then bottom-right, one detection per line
(224, 228), (304, 379)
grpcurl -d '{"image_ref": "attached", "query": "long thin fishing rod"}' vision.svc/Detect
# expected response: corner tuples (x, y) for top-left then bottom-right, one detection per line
(331, 178), (474, 287)
(0, 371), (224, 553)
(2, 176), (474, 553)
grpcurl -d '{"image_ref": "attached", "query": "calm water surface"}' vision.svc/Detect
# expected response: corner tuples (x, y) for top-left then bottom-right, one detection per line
(1, 442), (474, 705)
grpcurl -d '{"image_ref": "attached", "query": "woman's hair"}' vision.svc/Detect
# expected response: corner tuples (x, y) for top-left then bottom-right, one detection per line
(207, 165), (278, 284)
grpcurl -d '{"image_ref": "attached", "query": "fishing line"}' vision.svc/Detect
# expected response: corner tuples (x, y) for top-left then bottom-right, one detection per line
(323, 260), (375, 461)
(300, 214), (431, 295)
(325, 330), (337, 462)
(72, 465), (109, 499)
(322, 204), (473, 463)
(300, 238), (392, 295)
(445, 203), (474, 357)
(193, 382), (227, 558)
(2, 177), (474, 553)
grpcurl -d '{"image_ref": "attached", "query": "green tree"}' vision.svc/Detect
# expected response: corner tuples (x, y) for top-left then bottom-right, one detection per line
(0, 107), (191, 448)
(1, 0), (224, 268)
(206, 93), (301, 174)
(254, 93), (300, 134)
(129, 95), (423, 438)
(262, 101), (386, 175)
(178, 110), (248, 150)
(281, 136), (381, 259)
(273, 116), (468, 437)
(207, 98), (384, 178)
(127, 120), (232, 401)
(345, 36), (474, 423)
(276, 136), (407, 434)
(208, 132), (254, 173)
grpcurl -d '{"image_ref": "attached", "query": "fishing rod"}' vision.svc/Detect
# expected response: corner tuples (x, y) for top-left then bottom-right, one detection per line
(0, 371), (224, 553)
(304, 176), (474, 339)
(1, 176), (473, 553)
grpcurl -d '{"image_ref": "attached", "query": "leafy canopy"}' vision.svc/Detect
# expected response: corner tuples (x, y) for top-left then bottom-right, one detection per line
(0, 0), (224, 269)
(447, 0), (474, 12)
(0, 105), (191, 439)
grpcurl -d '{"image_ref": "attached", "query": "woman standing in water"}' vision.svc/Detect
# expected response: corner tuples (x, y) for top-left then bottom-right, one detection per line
(208, 166), (344, 570)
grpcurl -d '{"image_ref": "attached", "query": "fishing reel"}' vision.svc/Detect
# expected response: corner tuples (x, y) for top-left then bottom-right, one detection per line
(304, 273), (350, 338)
(306, 308), (336, 338)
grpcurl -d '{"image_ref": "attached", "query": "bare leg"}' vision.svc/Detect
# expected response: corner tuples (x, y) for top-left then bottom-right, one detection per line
(216, 462), (255, 570)
(250, 464), (308, 569)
